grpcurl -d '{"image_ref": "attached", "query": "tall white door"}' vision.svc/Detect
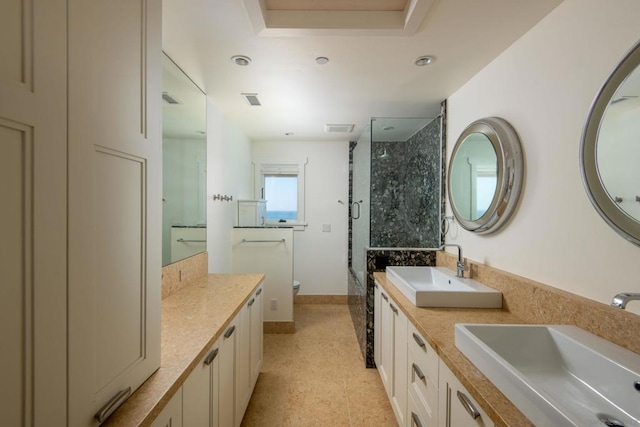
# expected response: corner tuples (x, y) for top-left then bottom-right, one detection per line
(0, 0), (67, 425)
(67, 1), (162, 425)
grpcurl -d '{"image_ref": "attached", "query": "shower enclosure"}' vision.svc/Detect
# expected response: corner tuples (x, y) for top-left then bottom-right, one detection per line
(348, 115), (445, 367)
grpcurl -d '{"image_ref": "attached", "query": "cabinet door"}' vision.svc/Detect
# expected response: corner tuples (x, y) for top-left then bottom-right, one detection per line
(374, 282), (382, 367)
(183, 339), (221, 427)
(236, 300), (252, 423)
(378, 290), (393, 394)
(151, 388), (183, 427)
(438, 360), (494, 427)
(219, 319), (238, 427)
(250, 286), (264, 387)
(390, 298), (408, 427)
(0, 0), (67, 424)
(67, 1), (162, 424)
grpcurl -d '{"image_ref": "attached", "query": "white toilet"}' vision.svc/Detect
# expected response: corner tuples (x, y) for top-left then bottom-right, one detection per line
(293, 280), (300, 295)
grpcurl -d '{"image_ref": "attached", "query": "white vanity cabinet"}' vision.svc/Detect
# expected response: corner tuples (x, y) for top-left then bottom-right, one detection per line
(151, 389), (183, 427)
(183, 338), (221, 427)
(438, 360), (494, 427)
(376, 282), (409, 426)
(250, 286), (265, 387)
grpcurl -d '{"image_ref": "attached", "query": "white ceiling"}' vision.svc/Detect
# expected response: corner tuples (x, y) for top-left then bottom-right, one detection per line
(161, 0), (564, 142)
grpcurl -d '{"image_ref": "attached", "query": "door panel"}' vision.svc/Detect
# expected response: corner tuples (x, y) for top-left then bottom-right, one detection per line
(0, 0), (67, 424)
(67, 0), (162, 424)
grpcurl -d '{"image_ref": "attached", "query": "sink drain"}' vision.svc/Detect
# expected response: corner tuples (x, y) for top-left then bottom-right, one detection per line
(597, 413), (625, 427)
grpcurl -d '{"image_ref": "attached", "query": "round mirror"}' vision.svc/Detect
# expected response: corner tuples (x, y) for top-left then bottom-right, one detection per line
(448, 117), (523, 234)
(581, 39), (640, 245)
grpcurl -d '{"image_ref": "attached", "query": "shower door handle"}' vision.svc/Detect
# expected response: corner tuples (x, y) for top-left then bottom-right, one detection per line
(352, 200), (363, 220)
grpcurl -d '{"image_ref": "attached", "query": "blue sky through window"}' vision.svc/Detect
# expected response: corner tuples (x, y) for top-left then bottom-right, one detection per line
(265, 175), (297, 220)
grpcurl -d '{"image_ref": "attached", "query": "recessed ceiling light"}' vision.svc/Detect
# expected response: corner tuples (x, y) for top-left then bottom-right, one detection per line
(315, 56), (329, 65)
(231, 55), (252, 66)
(285, 132), (294, 136)
(414, 56), (434, 66)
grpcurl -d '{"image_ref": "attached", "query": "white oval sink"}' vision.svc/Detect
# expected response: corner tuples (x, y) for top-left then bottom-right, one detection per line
(385, 266), (502, 308)
(455, 324), (640, 427)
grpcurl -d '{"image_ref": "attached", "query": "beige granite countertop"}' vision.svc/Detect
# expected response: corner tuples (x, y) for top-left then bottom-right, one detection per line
(105, 273), (265, 426)
(374, 271), (533, 427)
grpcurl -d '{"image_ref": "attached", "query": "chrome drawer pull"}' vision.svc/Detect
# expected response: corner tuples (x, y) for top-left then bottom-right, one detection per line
(457, 390), (481, 420)
(412, 363), (426, 381)
(412, 332), (426, 349)
(204, 348), (219, 366)
(256, 288), (262, 296)
(381, 292), (388, 301)
(224, 325), (236, 338)
(95, 387), (132, 422)
(248, 297), (255, 307)
(390, 303), (398, 314)
(411, 412), (423, 427)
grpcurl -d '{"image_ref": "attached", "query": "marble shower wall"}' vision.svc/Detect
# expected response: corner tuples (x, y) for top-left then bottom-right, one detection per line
(348, 112), (447, 367)
(370, 118), (442, 248)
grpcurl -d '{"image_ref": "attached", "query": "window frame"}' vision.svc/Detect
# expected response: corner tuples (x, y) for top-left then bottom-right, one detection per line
(253, 158), (307, 226)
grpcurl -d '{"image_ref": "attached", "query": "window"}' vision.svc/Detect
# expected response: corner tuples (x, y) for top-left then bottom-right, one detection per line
(264, 175), (298, 220)
(254, 159), (307, 225)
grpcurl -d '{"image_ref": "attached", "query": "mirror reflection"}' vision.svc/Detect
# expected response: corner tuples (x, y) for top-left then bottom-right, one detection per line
(162, 53), (207, 266)
(597, 62), (640, 221)
(449, 133), (498, 221)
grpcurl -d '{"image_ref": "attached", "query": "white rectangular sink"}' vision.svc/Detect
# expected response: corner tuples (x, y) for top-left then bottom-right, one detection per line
(455, 324), (640, 427)
(385, 266), (502, 308)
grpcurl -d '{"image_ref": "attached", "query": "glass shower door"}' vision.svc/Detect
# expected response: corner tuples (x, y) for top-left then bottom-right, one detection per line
(351, 127), (371, 285)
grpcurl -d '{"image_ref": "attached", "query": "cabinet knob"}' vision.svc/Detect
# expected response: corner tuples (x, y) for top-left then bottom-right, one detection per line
(412, 363), (426, 381)
(390, 303), (398, 314)
(412, 332), (426, 349)
(248, 298), (255, 307)
(204, 348), (219, 366)
(411, 412), (424, 427)
(457, 390), (481, 420)
(256, 288), (263, 296)
(94, 387), (132, 423)
(224, 325), (236, 338)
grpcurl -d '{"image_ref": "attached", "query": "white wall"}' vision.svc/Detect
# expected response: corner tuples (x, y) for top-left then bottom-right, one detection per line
(446, 0), (640, 314)
(206, 98), (253, 272)
(252, 140), (350, 295)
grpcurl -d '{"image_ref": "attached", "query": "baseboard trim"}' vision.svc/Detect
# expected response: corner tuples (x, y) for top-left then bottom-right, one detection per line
(294, 295), (348, 305)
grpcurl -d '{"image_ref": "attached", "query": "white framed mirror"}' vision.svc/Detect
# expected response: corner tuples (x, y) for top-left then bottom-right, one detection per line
(448, 117), (523, 234)
(162, 53), (207, 266)
(581, 39), (640, 246)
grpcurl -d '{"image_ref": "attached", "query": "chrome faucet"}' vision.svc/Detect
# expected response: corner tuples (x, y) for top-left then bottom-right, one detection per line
(441, 244), (466, 278)
(611, 293), (640, 309)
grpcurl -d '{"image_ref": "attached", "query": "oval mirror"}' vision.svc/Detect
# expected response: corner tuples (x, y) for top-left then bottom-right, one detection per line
(448, 117), (523, 234)
(581, 39), (640, 246)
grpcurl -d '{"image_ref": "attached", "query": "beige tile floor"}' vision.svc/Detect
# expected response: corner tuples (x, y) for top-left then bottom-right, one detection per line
(241, 304), (397, 426)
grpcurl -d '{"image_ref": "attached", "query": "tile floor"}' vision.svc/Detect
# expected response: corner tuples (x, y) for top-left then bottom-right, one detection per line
(241, 304), (397, 426)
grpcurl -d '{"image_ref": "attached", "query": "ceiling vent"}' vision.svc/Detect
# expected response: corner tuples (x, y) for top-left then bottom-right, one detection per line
(325, 123), (355, 133)
(242, 93), (262, 106)
(162, 92), (181, 105)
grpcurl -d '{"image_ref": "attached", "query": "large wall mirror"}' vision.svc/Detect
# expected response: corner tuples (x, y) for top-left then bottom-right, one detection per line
(162, 53), (207, 266)
(448, 117), (523, 234)
(581, 39), (640, 246)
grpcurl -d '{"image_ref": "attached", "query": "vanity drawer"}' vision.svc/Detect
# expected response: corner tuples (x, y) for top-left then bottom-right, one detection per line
(408, 389), (434, 427)
(407, 322), (438, 382)
(408, 344), (438, 424)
